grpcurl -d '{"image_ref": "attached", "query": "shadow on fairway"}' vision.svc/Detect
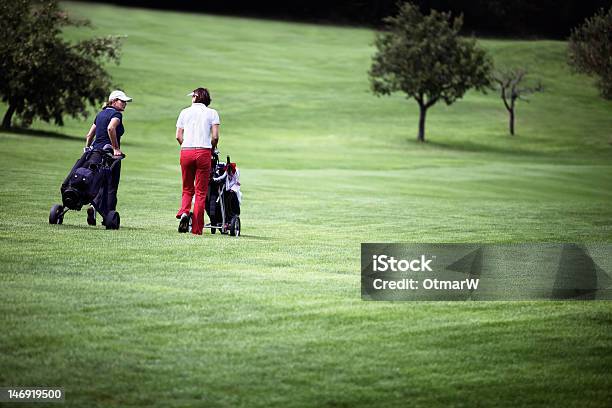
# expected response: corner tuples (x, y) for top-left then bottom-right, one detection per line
(228, 234), (273, 241)
(3, 128), (145, 147)
(46, 223), (147, 231)
(426, 139), (547, 157)
(3, 127), (82, 142)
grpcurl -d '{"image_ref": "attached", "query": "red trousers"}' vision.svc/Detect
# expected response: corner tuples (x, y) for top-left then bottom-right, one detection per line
(177, 149), (211, 235)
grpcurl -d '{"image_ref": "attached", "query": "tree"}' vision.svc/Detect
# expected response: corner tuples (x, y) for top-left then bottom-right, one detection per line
(0, 0), (123, 129)
(568, 6), (612, 99)
(493, 68), (542, 136)
(369, 2), (492, 142)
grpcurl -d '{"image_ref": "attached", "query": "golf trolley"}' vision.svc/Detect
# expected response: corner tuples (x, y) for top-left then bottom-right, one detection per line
(49, 145), (125, 230)
(203, 151), (241, 236)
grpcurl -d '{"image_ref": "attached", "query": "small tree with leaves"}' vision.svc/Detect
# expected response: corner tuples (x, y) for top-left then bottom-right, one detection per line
(0, 0), (123, 129)
(568, 7), (612, 99)
(369, 2), (492, 142)
(493, 69), (542, 136)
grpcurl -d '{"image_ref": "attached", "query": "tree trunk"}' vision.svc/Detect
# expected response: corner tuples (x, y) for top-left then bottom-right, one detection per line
(509, 108), (515, 136)
(2, 104), (16, 129)
(417, 103), (427, 142)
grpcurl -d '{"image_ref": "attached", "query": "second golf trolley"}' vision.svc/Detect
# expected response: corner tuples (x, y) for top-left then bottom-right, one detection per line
(203, 151), (241, 236)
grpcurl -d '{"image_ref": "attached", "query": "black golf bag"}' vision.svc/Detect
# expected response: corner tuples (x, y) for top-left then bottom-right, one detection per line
(50, 145), (124, 229)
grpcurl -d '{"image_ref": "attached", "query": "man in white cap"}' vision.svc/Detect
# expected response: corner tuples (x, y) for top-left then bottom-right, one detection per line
(83, 89), (132, 225)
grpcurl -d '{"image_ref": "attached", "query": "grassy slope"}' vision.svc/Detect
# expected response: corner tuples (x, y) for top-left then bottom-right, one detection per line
(0, 2), (611, 407)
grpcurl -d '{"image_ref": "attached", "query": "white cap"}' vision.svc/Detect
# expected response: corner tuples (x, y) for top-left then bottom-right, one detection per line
(108, 90), (132, 102)
(186, 91), (195, 96)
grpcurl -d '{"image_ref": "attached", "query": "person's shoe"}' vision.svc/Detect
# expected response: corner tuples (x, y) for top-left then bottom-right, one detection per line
(178, 213), (190, 233)
(86, 206), (96, 226)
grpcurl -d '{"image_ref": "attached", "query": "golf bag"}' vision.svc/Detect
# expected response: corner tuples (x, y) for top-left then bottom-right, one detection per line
(61, 150), (106, 210)
(205, 152), (241, 236)
(50, 145), (124, 229)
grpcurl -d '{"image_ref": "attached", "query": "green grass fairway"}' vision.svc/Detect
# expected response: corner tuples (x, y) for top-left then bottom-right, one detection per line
(1, 2), (612, 407)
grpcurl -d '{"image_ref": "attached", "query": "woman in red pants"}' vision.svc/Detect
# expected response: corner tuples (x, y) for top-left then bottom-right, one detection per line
(175, 87), (220, 234)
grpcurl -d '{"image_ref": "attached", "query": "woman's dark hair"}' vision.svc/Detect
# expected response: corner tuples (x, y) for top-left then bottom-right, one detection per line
(193, 87), (211, 106)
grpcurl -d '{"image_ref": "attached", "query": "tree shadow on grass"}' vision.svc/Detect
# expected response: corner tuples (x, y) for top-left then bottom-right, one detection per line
(424, 138), (550, 157)
(1, 128), (145, 147)
(2, 127), (82, 142)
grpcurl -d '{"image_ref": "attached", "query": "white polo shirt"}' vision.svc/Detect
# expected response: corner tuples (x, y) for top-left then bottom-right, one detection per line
(176, 103), (220, 148)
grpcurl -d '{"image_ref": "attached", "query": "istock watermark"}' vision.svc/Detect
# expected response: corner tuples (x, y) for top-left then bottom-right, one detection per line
(361, 244), (612, 301)
(372, 254), (433, 272)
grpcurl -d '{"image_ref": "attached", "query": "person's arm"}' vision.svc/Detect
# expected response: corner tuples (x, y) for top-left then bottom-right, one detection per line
(176, 127), (184, 145)
(107, 117), (122, 156)
(84, 123), (96, 149)
(211, 124), (219, 149)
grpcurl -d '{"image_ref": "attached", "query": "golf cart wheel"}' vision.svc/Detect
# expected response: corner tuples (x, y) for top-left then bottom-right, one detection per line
(104, 211), (120, 230)
(86, 206), (96, 226)
(211, 226), (216, 234)
(49, 204), (64, 225)
(230, 216), (241, 237)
